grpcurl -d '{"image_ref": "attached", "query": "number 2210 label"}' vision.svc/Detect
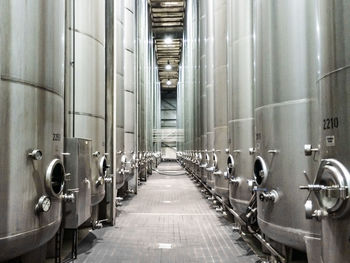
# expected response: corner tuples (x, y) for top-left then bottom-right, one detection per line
(323, 117), (339, 130)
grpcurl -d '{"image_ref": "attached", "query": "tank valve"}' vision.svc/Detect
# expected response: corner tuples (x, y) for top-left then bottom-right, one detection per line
(92, 151), (100, 157)
(259, 190), (278, 203)
(116, 197), (123, 207)
(216, 207), (223, 213)
(223, 171), (228, 179)
(304, 144), (319, 156)
(230, 177), (240, 185)
(213, 170), (223, 176)
(96, 176), (104, 186)
(28, 149), (43, 160)
(206, 166), (215, 172)
(248, 148), (256, 155)
(61, 190), (76, 203)
(208, 196), (214, 201)
(247, 179), (256, 191)
(64, 173), (72, 182)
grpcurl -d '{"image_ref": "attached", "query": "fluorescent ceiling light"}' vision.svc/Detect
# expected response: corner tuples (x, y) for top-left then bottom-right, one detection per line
(165, 64), (172, 70)
(164, 37), (173, 44)
(166, 80), (172, 86)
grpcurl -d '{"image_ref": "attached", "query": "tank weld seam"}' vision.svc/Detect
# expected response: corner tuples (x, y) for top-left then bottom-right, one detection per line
(1, 75), (63, 98)
(228, 117), (254, 123)
(214, 125), (228, 129)
(69, 27), (104, 46)
(257, 217), (319, 237)
(317, 64), (350, 82)
(128, 212), (216, 216)
(0, 220), (58, 240)
(68, 110), (105, 120)
(255, 98), (312, 111)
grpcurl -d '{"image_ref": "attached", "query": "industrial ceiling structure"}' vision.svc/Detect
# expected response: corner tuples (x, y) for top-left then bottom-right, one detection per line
(149, 0), (186, 89)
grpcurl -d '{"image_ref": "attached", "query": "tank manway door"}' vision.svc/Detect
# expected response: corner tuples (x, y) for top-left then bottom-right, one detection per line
(300, 159), (350, 219)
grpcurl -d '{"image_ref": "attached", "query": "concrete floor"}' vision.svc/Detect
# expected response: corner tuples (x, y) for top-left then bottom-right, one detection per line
(74, 162), (261, 263)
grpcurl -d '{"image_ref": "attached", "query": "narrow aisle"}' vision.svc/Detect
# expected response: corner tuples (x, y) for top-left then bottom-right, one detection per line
(76, 162), (259, 263)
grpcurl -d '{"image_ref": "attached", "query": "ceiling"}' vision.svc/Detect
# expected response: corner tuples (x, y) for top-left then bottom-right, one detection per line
(149, 0), (186, 89)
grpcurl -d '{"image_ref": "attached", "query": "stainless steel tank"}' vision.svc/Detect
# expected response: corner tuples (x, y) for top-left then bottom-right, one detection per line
(114, 0), (126, 191)
(212, 0), (229, 203)
(0, 0), (65, 260)
(299, 1), (350, 262)
(254, 0), (321, 252)
(199, 1), (208, 182)
(68, 0), (106, 207)
(204, 0), (215, 190)
(227, 0), (255, 214)
(136, 0), (150, 180)
(198, 0), (208, 183)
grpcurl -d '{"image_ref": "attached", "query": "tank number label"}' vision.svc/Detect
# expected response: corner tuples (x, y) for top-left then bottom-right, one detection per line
(323, 117), (339, 130)
(52, 133), (61, 141)
(326, 136), (335, 147)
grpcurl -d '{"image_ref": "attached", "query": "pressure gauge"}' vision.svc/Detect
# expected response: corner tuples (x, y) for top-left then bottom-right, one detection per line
(35, 195), (51, 213)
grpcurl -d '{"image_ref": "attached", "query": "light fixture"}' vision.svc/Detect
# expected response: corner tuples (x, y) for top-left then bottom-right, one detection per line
(164, 37), (173, 44)
(166, 80), (172, 86)
(165, 60), (172, 70)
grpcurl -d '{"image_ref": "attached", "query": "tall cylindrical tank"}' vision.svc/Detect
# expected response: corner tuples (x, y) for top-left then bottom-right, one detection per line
(205, 0), (215, 190)
(305, 1), (350, 262)
(0, 0), (65, 260)
(114, 0), (126, 190)
(136, 0), (150, 180)
(66, 0), (106, 207)
(212, 0), (229, 202)
(254, 0), (321, 252)
(227, 0), (255, 214)
(199, 0), (208, 183)
(124, 0), (137, 188)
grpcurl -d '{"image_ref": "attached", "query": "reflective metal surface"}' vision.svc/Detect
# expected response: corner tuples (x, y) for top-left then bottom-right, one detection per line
(227, 0), (255, 214)
(66, 0), (106, 206)
(205, 0), (215, 190)
(63, 138), (92, 229)
(124, 0), (136, 185)
(213, 0), (229, 203)
(316, 1), (350, 261)
(0, 0), (65, 260)
(254, 0), (321, 251)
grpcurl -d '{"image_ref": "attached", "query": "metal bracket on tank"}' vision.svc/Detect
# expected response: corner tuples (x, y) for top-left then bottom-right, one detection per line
(304, 144), (319, 156)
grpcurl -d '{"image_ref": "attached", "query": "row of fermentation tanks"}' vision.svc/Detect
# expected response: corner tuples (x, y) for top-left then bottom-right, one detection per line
(177, 0), (350, 262)
(0, 0), (161, 262)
